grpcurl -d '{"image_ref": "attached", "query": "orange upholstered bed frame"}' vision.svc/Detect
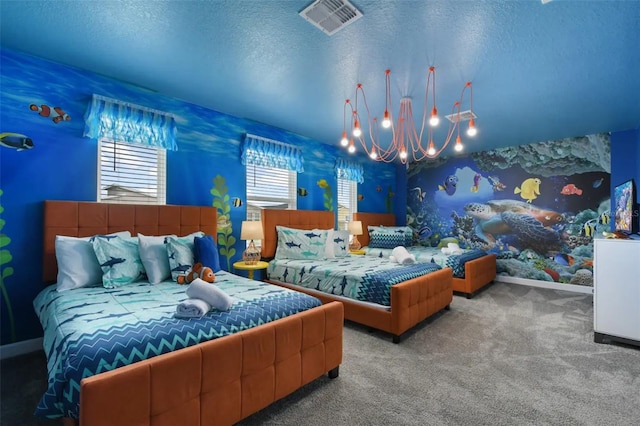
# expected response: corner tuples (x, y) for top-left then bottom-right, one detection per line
(354, 212), (497, 298)
(261, 209), (452, 343)
(43, 201), (343, 426)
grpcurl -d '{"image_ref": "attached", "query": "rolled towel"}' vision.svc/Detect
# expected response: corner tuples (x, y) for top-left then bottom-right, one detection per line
(186, 278), (233, 311)
(391, 246), (416, 265)
(175, 298), (211, 318)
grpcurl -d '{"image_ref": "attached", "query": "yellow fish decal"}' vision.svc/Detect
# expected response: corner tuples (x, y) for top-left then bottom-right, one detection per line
(514, 178), (541, 203)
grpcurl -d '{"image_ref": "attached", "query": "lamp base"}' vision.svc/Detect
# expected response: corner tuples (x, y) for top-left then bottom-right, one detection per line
(242, 240), (261, 265)
(349, 235), (361, 251)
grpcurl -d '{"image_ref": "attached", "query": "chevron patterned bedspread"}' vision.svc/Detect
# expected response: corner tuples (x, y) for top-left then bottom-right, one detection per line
(363, 246), (488, 278)
(33, 271), (321, 419)
(267, 256), (442, 306)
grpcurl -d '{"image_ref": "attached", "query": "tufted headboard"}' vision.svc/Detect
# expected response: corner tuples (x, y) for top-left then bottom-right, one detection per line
(43, 201), (217, 283)
(352, 212), (396, 247)
(260, 209), (335, 259)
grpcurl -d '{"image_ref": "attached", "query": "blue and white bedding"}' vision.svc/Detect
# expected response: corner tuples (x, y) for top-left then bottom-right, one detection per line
(362, 246), (488, 278)
(267, 255), (442, 306)
(33, 270), (321, 420)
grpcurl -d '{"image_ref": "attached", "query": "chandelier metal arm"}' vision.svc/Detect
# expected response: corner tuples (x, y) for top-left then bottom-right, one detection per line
(341, 67), (476, 163)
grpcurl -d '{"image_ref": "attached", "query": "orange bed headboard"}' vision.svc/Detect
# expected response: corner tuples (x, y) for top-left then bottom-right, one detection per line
(43, 201), (217, 283)
(261, 209), (335, 259)
(352, 212), (396, 247)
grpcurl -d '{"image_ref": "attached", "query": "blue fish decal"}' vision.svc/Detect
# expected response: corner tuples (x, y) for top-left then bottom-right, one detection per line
(0, 132), (34, 151)
(438, 175), (458, 196)
(100, 256), (126, 268)
(89, 234), (120, 242)
(171, 264), (191, 273)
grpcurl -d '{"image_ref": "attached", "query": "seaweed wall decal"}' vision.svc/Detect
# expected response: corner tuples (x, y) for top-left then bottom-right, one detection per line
(210, 175), (236, 270)
(0, 189), (16, 342)
(317, 178), (334, 212)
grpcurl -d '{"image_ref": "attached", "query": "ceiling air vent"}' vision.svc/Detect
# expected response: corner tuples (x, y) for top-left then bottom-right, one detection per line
(445, 110), (477, 123)
(299, 0), (363, 36)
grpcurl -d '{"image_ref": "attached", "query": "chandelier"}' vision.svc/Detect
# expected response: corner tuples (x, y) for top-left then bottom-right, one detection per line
(340, 67), (477, 163)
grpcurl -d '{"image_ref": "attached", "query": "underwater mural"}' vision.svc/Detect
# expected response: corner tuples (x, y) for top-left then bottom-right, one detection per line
(407, 133), (611, 287)
(0, 189), (16, 342)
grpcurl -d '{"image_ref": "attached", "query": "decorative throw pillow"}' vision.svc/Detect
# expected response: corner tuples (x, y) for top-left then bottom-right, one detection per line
(55, 231), (132, 292)
(275, 226), (327, 260)
(138, 233), (176, 284)
(325, 229), (350, 258)
(92, 236), (145, 289)
(194, 235), (221, 272)
(166, 232), (205, 281)
(368, 226), (414, 248)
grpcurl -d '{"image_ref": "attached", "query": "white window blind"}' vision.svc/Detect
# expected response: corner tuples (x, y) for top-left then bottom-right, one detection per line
(97, 139), (166, 204)
(337, 178), (356, 230)
(246, 163), (296, 222)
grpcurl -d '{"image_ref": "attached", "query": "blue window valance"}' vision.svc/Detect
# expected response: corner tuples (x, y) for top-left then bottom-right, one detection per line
(335, 158), (364, 183)
(241, 134), (304, 173)
(83, 94), (178, 151)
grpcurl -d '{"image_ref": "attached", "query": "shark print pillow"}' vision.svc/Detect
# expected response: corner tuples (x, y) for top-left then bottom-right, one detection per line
(165, 232), (205, 281)
(92, 236), (146, 289)
(325, 229), (350, 258)
(275, 226), (328, 260)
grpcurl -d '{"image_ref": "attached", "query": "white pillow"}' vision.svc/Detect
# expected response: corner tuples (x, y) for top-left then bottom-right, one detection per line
(55, 231), (131, 292)
(138, 233), (176, 284)
(324, 229), (350, 258)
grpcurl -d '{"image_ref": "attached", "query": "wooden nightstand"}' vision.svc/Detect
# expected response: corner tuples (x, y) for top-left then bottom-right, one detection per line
(349, 249), (366, 255)
(233, 260), (269, 280)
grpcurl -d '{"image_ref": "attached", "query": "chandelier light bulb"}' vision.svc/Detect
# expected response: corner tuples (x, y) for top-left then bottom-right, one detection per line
(382, 110), (391, 128)
(340, 131), (349, 147)
(352, 119), (362, 137)
(454, 135), (463, 152)
(399, 150), (407, 160)
(427, 140), (436, 156)
(429, 107), (439, 127)
(467, 118), (477, 137)
(348, 139), (356, 153)
(370, 150), (378, 160)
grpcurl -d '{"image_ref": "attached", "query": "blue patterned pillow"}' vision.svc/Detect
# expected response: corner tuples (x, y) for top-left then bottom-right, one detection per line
(325, 229), (350, 258)
(92, 236), (145, 288)
(275, 226), (328, 260)
(166, 232), (205, 281)
(368, 226), (413, 248)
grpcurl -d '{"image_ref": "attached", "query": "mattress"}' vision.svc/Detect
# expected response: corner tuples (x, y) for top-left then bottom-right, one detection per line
(362, 246), (488, 278)
(267, 255), (442, 306)
(33, 270), (321, 419)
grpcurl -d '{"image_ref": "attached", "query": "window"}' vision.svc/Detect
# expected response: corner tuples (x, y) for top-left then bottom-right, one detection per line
(337, 178), (357, 230)
(98, 139), (166, 204)
(246, 163), (297, 222)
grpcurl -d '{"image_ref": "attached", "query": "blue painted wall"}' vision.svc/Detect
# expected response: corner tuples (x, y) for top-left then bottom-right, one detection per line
(0, 48), (396, 345)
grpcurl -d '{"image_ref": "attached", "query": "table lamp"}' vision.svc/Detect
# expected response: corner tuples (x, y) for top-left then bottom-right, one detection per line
(241, 220), (264, 265)
(348, 220), (363, 251)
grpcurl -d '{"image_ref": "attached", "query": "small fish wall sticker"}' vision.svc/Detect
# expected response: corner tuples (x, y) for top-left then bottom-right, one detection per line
(211, 174), (236, 270)
(232, 197), (243, 207)
(0, 132), (34, 151)
(29, 104), (71, 123)
(297, 187), (308, 197)
(317, 179), (334, 212)
(0, 189), (16, 342)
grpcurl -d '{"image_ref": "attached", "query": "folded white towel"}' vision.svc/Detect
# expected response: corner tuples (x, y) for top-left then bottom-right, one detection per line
(391, 246), (416, 265)
(175, 298), (211, 318)
(186, 278), (233, 311)
(441, 242), (464, 255)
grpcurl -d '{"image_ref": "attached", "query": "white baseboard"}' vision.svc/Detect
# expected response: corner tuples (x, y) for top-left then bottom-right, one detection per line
(495, 275), (594, 295)
(0, 337), (43, 360)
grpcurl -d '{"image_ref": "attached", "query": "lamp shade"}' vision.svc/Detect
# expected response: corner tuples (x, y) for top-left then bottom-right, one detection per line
(348, 220), (363, 236)
(241, 221), (264, 241)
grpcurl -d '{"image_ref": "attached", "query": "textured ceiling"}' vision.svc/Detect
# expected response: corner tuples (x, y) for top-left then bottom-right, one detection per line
(1, 0), (639, 159)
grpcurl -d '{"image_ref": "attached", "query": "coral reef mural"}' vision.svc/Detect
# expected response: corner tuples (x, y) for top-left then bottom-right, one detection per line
(0, 189), (16, 342)
(211, 175), (236, 271)
(407, 134), (611, 287)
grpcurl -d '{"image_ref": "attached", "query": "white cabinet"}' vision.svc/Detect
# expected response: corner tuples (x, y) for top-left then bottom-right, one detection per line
(593, 236), (640, 346)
